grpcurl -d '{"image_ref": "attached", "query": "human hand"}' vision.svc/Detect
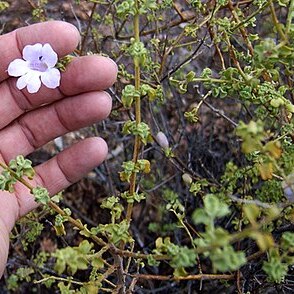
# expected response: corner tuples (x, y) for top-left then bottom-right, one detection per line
(0, 21), (117, 277)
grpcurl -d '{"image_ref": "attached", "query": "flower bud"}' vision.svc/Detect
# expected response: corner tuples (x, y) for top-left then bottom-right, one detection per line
(283, 185), (294, 202)
(156, 131), (169, 149)
(182, 173), (193, 185)
(282, 176), (294, 202)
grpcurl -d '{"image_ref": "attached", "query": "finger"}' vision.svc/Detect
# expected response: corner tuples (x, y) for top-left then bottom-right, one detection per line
(0, 91), (112, 161)
(16, 138), (108, 217)
(0, 55), (117, 129)
(0, 21), (80, 82)
(0, 217), (10, 277)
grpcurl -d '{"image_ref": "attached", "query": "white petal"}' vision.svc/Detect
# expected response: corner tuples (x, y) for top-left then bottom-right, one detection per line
(16, 74), (29, 90)
(8, 59), (29, 77)
(23, 43), (42, 62)
(26, 70), (41, 94)
(17, 71), (41, 92)
(41, 68), (61, 89)
(42, 43), (58, 67)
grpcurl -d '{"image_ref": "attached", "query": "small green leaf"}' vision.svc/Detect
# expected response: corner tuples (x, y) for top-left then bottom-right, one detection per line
(204, 194), (230, 219)
(281, 232), (294, 250)
(210, 245), (246, 272)
(91, 257), (104, 269)
(122, 84), (140, 108)
(263, 249), (288, 283)
(32, 186), (50, 205)
(192, 208), (211, 225)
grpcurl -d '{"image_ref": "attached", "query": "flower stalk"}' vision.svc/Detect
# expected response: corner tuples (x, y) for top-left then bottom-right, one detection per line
(269, 0), (287, 43)
(126, 0), (141, 223)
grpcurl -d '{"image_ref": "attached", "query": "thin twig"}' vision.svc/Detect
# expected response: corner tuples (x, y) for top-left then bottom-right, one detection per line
(131, 273), (235, 281)
(80, 3), (98, 55)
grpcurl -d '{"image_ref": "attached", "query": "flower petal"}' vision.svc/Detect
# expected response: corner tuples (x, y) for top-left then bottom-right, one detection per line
(23, 43), (43, 62)
(41, 68), (61, 89)
(16, 74), (29, 90)
(27, 71), (42, 93)
(8, 59), (29, 77)
(17, 71), (42, 93)
(42, 43), (58, 67)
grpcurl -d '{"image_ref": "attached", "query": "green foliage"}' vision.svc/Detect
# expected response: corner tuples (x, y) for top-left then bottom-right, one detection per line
(54, 214), (67, 236)
(128, 40), (148, 66)
(0, 1), (9, 13)
(10, 212), (44, 252)
(184, 107), (200, 123)
(195, 227), (230, 248)
(97, 220), (133, 245)
(236, 120), (264, 154)
(122, 84), (140, 108)
(256, 180), (284, 202)
(170, 71), (197, 94)
(116, 0), (156, 19)
(121, 84), (163, 108)
(189, 0), (204, 9)
(32, 186), (50, 205)
(116, 0), (136, 18)
(192, 194), (230, 226)
(119, 159), (150, 182)
(9, 155), (35, 179)
(162, 189), (185, 217)
(189, 180), (208, 196)
(56, 55), (75, 72)
(192, 195), (246, 272)
(101, 196), (124, 222)
(7, 267), (34, 291)
(123, 121), (152, 145)
(21, 220), (44, 250)
(281, 231), (294, 249)
(209, 245), (246, 272)
(261, 231), (294, 283)
(53, 240), (94, 275)
(0, 155), (34, 192)
(121, 191), (146, 203)
(262, 248), (288, 283)
(31, 0), (47, 21)
(0, 170), (16, 193)
(154, 237), (197, 270)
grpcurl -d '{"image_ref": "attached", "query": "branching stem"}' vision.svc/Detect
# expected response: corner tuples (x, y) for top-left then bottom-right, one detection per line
(269, 0), (287, 42)
(126, 0), (141, 224)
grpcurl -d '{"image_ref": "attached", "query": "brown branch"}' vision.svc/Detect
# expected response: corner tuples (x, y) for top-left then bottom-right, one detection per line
(116, 12), (196, 40)
(132, 273), (235, 281)
(269, 0), (287, 42)
(208, 24), (226, 70)
(125, 0), (142, 224)
(247, 251), (265, 261)
(26, 0), (36, 9)
(80, 2), (98, 55)
(228, 0), (254, 56)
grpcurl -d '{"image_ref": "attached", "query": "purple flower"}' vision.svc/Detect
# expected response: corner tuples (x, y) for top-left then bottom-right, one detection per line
(8, 43), (61, 94)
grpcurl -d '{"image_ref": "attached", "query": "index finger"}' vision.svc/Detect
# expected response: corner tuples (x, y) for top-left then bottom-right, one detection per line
(0, 21), (80, 82)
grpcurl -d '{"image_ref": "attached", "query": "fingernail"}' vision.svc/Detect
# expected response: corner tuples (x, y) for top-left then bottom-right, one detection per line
(107, 57), (118, 73)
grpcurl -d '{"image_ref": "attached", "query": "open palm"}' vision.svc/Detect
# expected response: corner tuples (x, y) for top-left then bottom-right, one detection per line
(0, 21), (117, 277)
